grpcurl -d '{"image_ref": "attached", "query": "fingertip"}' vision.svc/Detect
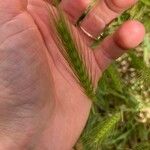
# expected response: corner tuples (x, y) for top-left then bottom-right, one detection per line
(114, 20), (145, 49)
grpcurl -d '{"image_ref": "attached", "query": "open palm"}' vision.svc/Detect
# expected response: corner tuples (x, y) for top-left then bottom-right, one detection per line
(0, 0), (145, 149)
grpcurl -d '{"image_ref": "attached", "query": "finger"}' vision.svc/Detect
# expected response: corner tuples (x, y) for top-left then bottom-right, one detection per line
(0, 0), (27, 25)
(60, 0), (91, 23)
(61, 0), (137, 39)
(94, 20), (145, 71)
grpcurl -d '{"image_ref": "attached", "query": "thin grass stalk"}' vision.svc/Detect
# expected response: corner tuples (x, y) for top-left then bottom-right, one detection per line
(46, 2), (97, 101)
(81, 113), (121, 149)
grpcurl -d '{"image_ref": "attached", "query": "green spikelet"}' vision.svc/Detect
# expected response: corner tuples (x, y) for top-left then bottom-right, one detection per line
(48, 6), (96, 101)
(81, 113), (121, 150)
(134, 142), (150, 150)
(129, 52), (150, 85)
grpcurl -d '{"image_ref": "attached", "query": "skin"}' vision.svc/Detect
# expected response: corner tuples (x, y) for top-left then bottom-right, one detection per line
(0, 0), (145, 149)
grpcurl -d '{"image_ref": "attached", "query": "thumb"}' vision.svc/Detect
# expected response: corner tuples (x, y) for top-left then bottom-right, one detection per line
(0, 0), (27, 24)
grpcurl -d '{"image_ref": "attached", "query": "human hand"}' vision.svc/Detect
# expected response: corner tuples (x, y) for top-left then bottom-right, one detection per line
(0, 0), (145, 149)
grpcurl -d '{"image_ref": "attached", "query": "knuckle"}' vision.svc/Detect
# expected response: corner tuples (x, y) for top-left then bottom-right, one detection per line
(114, 0), (137, 7)
(105, 0), (137, 13)
(62, 0), (91, 22)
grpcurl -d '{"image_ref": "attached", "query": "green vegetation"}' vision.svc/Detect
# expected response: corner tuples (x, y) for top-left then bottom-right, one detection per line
(49, 0), (150, 149)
